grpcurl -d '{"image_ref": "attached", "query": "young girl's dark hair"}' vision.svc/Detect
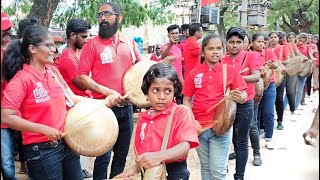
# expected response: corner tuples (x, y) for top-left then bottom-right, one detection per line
(226, 27), (247, 41)
(251, 32), (264, 42)
(141, 63), (182, 97)
(2, 25), (49, 82)
(201, 34), (225, 63)
(263, 33), (269, 41)
(245, 34), (251, 43)
(268, 31), (279, 37)
(286, 32), (296, 40)
(277, 31), (285, 39)
(298, 32), (308, 39)
(249, 33), (264, 51)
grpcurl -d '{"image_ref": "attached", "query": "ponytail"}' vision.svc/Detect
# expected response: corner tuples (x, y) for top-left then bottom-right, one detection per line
(2, 40), (29, 82)
(2, 25), (49, 82)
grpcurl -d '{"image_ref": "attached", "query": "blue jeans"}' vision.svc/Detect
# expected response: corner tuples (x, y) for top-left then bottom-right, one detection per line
(1, 128), (16, 180)
(166, 160), (190, 180)
(295, 75), (307, 109)
(258, 82), (276, 141)
(233, 100), (254, 179)
(196, 128), (232, 180)
(250, 104), (261, 155)
(93, 105), (133, 180)
(23, 139), (81, 180)
(284, 74), (297, 112)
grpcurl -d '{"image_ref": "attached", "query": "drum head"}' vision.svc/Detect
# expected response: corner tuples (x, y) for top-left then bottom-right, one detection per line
(123, 60), (157, 108)
(64, 100), (119, 157)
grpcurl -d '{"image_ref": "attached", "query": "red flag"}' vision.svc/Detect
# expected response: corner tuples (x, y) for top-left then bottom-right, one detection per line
(201, 0), (221, 7)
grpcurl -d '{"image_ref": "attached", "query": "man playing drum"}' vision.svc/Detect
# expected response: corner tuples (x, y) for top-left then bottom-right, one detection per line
(77, 2), (141, 179)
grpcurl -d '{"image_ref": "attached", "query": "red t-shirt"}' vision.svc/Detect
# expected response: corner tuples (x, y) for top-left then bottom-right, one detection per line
(1, 64), (68, 145)
(1, 47), (6, 100)
(308, 43), (319, 62)
(297, 44), (312, 58)
(272, 44), (290, 61)
(161, 43), (184, 82)
(182, 38), (201, 78)
(55, 48), (88, 97)
(284, 42), (299, 56)
(150, 53), (162, 62)
(135, 103), (199, 163)
(78, 33), (141, 99)
(182, 62), (247, 128)
(1, 47), (8, 128)
(222, 50), (260, 101)
(256, 49), (278, 83)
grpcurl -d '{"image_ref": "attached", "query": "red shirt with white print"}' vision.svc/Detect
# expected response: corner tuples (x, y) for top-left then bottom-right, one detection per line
(135, 103), (199, 163)
(182, 62), (247, 128)
(1, 64), (68, 145)
(78, 33), (141, 99)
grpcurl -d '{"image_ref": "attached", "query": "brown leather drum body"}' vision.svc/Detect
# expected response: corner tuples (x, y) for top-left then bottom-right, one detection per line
(143, 164), (167, 180)
(123, 60), (157, 108)
(300, 60), (313, 78)
(212, 95), (237, 136)
(285, 56), (304, 76)
(274, 66), (285, 87)
(254, 78), (264, 106)
(261, 65), (272, 90)
(64, 99), (119, 157)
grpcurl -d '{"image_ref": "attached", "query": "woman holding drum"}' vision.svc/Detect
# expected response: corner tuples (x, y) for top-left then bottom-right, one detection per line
(1, 25), (121, 180)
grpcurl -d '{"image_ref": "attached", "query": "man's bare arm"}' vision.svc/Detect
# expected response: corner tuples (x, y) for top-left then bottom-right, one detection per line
(77, 75), (118, 96)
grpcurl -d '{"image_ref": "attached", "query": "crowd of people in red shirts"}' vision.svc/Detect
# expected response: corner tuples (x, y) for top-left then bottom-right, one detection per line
(1, 1), (319, 179)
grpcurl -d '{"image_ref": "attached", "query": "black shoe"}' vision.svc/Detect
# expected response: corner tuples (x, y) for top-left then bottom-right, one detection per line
(229, 152), (236, 160)
(82, 169), (93, 179)
(253, 154), (262, 166)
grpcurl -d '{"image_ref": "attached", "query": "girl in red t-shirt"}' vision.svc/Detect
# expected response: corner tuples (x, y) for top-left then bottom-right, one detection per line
(251, 33), (279, 150)
(269, 32), (290, 130)
(115, 63), (199, 179)
(183, 34), (247, 180)
(1, 25), (121, 180)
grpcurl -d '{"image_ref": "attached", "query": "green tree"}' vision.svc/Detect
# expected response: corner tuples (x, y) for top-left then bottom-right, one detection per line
(268, 0), (319, 34)
(3, 0), (177, 29)
(216, 0), (241, 38)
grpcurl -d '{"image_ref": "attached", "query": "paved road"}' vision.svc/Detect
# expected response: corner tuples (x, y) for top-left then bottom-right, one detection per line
(9, 93), (319, 180)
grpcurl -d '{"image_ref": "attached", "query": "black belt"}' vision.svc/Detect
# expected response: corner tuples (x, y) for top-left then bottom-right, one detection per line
(24, 139), (63, 151)
(116, 100), (131, 107)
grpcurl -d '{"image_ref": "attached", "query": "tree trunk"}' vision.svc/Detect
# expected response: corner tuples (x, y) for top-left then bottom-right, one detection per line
(217, 6), (228, 38)
(27, 0), (61, 27)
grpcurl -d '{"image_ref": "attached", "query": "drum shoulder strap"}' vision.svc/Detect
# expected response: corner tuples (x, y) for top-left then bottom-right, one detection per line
(240, 52), (248, 70)
(280, 45), (283, 60)
(47, 67), (75, 107)
(223, 63), (227, 95)
(125, 34), (137, 64)
(161, 105), (179, 150)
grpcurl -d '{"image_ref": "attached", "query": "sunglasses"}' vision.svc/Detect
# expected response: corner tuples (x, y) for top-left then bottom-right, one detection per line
(97, 10), (118, 19)
(37, 43), (56, 51)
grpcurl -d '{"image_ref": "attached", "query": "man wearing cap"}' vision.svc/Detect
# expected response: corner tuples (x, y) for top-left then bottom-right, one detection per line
(1, 12), (17, 180)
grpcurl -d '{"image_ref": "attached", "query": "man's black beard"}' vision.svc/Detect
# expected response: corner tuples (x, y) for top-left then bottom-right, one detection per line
(98, 20), (119, 39)
(75, 36), (83, 49)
